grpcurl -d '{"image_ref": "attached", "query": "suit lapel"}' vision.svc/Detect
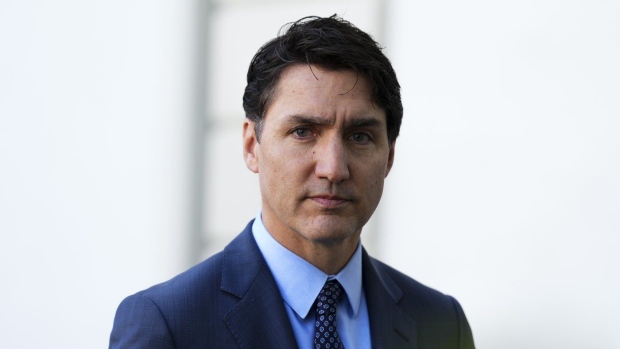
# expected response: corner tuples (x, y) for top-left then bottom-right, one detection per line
(218, 224), (417, 349)
(221, 223), (298, 348)
(363, 249), (418, 349)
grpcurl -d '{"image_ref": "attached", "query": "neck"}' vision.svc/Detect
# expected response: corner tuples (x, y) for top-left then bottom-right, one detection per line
(269, 226), (360, 275)
(296, 239), (359, 275)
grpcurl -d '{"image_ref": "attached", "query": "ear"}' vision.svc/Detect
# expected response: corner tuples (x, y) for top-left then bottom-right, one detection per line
(243, 120), (259, 173)
(385, 142), (395, 178)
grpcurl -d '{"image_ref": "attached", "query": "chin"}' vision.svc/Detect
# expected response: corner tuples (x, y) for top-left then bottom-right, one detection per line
(300, 217), (362, 243)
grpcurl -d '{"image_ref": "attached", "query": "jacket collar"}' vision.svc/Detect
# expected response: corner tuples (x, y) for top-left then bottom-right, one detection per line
(220, 221), (418, 349)
(362, 248), (418, 349)
(221, 221), (299, 348)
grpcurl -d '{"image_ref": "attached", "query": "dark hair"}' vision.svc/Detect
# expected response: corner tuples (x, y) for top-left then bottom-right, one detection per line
(242, 15), (402, 144)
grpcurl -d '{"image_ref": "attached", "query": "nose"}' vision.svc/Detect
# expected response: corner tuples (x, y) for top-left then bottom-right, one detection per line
(314, 137), (350, 183)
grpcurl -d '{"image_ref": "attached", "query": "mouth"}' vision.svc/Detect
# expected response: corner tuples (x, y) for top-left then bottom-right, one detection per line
(309, 195), (351, 208)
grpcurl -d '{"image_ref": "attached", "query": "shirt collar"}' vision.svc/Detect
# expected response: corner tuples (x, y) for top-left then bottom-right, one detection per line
(252, 212), (364, 319)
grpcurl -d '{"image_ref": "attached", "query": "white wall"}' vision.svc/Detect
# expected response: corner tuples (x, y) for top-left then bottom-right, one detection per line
(380, 1), (620, 348)
(0, 1), (197, 347)
(3, 0), (618, 348)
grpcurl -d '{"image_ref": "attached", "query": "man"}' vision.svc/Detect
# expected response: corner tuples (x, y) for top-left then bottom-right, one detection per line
(110, 15), (475, 349)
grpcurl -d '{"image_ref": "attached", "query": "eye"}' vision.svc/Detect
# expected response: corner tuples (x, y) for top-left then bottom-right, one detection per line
(293, 127), (312, 138)
(350, 132), (371, 143)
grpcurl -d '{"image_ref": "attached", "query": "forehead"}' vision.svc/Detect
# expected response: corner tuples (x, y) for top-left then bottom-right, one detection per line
(276, 64), (370, 96)
(265, 64), (384, 124)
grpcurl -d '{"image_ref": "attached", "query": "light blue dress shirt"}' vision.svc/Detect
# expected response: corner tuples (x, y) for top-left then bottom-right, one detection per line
(252, 214), (371, 349)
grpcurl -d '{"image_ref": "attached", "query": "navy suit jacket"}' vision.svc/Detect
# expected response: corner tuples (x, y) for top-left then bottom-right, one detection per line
(110, 221), (475, 348)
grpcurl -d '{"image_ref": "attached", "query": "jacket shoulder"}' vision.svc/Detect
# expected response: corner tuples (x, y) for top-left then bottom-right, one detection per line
(109, 251), (229, 349)
(110, 222), (258, 348)
(370, 258), (451, 302)
(367, 257), (475, 348)
(136, 249), (226, 302)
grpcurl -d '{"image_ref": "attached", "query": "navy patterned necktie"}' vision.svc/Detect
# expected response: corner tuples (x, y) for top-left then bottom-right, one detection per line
(314, 279), (345, 349)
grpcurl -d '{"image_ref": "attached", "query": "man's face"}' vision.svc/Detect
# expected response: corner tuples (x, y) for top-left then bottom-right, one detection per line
(243, 64), (394, 250)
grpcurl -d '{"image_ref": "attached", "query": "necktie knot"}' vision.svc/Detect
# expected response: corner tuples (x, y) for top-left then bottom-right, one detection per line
(314, 279), (344, 349)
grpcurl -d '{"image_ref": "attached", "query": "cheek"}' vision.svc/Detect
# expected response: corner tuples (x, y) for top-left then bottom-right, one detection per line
(261, 147), (311, 188)
(354, 160), (388, 199)
(356, 155), (389, 179)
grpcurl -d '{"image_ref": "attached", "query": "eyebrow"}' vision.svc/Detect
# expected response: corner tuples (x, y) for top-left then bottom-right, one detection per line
(284, 114), (383, 129)
(347, 117), (383, 129)
(286, 114), (335, 126)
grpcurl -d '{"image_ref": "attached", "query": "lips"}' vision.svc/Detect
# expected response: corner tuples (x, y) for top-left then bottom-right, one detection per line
(309, 195), (350, 208)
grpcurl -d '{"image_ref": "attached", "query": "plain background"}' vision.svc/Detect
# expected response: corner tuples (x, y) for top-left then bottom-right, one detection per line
(1, 0), (618, 348)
